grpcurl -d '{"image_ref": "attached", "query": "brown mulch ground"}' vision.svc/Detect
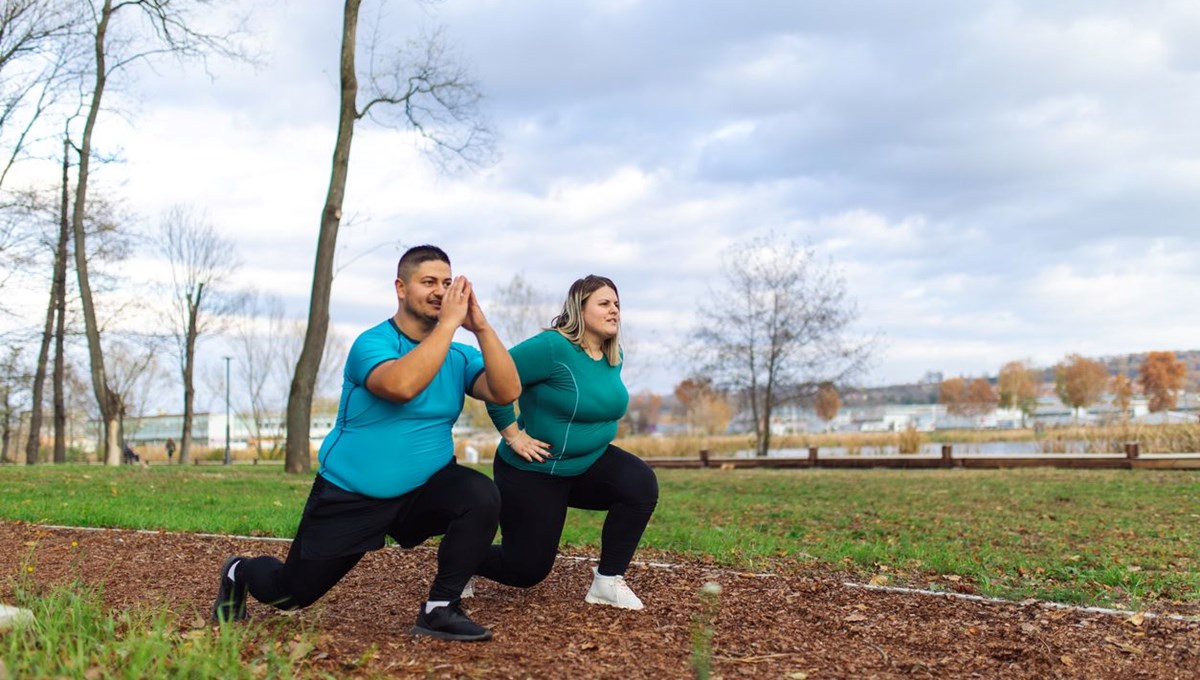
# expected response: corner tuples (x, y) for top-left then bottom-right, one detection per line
(1, 521), (1198, 679)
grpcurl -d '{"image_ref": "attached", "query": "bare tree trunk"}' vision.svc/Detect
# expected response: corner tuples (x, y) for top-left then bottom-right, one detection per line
(179, 285), (201, 465)
(285, 0), (360, 474)
(26, 269), (54, 464)
(52, 135), (70, 464)
(24, 137), (72, 465)
(0, 388), (11, 464)
(759, 383), (774, 458)
(72, 0), (121, 465)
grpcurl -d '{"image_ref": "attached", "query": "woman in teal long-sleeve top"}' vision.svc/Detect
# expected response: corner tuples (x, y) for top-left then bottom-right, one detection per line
(474, 275), (659, 610)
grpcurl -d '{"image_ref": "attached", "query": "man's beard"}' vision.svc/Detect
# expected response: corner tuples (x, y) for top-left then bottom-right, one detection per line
(407, 297), (440, 323)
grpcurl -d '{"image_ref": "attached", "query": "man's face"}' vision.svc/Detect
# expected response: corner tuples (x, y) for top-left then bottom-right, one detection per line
(397, 260), (452, 322)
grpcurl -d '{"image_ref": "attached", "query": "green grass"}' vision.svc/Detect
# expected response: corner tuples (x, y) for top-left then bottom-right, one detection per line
(1, 464), (1198, 611)
(2, 577), (315, 679)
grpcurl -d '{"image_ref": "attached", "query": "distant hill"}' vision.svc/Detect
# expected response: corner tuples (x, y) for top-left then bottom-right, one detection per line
(844, 350), (1200, 407)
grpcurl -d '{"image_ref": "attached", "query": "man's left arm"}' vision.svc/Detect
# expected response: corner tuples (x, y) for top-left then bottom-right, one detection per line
(463, 289), (521, 404)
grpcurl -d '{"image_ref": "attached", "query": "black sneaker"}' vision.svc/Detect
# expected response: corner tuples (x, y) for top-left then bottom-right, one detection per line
(211, 556), (248, 623)
(410, 600), (492, 641)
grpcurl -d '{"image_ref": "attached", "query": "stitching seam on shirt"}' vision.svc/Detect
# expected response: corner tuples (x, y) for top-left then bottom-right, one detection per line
(551, 360), (579, 475)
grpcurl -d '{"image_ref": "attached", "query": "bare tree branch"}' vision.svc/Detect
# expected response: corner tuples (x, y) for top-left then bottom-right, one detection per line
(285, 1), (493, 472)
(692, 234), (876, 456)
(158, 204), (241, 464)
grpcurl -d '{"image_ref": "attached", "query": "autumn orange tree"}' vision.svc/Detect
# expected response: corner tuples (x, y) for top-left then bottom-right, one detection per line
(964, 378), (998, 417)
(1110, 374), (1134, 421)
(674, 377), (733, 435)
(938, 377), (967, 416)
(624, 391), (663, 435)
(1138, 351), (1188, 413)
(1054, 354), (1108, 416)
(814, 382), (840, 430)
(998, 360), (1040, 423)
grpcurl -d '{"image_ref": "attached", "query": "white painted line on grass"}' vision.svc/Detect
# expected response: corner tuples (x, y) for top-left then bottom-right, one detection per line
(843, 582), (1200, 623)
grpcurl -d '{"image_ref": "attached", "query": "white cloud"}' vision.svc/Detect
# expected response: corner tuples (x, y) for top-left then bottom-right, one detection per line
(5, 0), (1200, 406)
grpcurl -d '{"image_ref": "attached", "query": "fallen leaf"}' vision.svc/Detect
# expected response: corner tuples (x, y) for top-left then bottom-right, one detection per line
(288, 640), (313, 662)
(1104, 636), (1143, 654)
(868, 574), (889, 586)
(1060, 655), (1074, 666)
(844, 613), (868, 622)
(1125, 612), (1146, 627)
(787, 673), (808, 679)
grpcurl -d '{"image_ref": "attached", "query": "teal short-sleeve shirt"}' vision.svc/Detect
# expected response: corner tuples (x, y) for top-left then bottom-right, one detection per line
(318, 319), (484, 498)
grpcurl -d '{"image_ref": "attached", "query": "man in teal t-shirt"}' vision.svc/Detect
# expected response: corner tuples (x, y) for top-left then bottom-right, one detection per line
(211, 245), (520, 642)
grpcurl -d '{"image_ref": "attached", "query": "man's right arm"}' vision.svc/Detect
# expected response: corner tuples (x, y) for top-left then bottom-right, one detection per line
(365, 323), (459, 402)
(364, 276), (473, 402)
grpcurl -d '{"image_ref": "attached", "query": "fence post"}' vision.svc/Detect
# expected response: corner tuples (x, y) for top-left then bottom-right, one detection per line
(941, 444), (953, 468)
(699, 449), (710, 468)
(808, 446), (818, 466)
(1124, 442), (1140, 460)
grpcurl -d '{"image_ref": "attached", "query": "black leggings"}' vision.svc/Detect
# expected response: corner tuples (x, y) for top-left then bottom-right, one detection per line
(238, 462), (499, 607)
(476, 445), (658, 588)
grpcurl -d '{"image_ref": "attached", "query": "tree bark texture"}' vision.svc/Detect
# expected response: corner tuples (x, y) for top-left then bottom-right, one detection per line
(284, 0), (360, 474)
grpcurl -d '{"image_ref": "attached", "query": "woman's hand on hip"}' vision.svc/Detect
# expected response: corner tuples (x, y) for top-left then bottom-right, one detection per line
(506, 430), (551, 463)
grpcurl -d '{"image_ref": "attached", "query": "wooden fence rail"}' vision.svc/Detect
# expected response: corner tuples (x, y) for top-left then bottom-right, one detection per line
(645, 443), (1200, 470)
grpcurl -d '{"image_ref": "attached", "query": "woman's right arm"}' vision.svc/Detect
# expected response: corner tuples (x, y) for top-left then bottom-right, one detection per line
(487, 333), (554, 461)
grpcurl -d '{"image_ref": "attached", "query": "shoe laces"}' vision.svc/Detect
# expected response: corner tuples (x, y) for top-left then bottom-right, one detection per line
(610, 575), (632, 591)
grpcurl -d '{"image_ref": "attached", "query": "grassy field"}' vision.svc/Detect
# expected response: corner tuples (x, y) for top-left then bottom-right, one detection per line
(0, 463), (1196, 610)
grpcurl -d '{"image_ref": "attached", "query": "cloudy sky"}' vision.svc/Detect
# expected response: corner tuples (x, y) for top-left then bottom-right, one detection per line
(9, 0), (1200, 401)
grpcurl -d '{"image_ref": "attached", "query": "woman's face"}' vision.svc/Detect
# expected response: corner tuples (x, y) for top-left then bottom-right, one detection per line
(582, 285), (620, 342)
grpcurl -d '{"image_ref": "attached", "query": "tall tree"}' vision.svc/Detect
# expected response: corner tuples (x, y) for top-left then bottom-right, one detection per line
(285, 1), (493, 472)
(24, 136), (72, 464)
(232, 292), (288, 460)
(693, 235), (872, 456)
(1138, 351), (1188, 413)
(997, 360), (1039, 425)
(1054, 354), (1108, 418)
(70, 0), (247, 465)
(0, 347), (27, 463)
(159, 205), (241, 465)
(104, 335), (163, 451)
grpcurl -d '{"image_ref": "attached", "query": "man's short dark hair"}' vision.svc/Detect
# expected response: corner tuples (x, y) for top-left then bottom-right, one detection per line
(397, 245), (450, 281)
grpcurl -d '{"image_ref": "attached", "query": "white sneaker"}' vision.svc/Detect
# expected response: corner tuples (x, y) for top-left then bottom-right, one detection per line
(584, 567), (644, 610)
(461, 576), (475, 599)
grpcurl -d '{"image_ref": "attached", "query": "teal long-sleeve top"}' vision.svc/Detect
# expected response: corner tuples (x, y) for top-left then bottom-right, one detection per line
(487, 330), (629, 476)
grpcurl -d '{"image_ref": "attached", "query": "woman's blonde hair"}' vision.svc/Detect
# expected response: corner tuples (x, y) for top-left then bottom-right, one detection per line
(550, 275), (622, 366)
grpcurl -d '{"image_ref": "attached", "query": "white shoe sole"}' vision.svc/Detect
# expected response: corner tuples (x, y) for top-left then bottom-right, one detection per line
(584, 593), (644, 610)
